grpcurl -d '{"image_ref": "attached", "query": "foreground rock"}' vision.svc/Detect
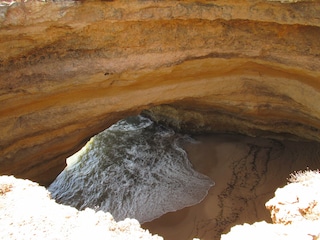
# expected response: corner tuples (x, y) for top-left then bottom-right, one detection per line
(221, 170), (320, 240)
(0, 175), (162, 240)
(1, 0), (320, 185)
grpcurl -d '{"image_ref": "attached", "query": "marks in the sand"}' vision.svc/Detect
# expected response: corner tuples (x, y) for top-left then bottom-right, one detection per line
(213, 139), (285, 238)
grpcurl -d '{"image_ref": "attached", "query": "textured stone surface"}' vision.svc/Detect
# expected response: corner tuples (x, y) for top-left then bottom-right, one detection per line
(0, 175), (162, 240)
(266, 170), (320, 224)
(1, 0), (320, 185)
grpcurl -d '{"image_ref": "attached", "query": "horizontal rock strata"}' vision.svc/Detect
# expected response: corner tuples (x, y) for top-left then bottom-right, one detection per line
(1, 0), (320, 184)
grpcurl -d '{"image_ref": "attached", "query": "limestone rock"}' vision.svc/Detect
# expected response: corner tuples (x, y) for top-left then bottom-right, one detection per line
(221, 221), (320, 240)
(1, 0), (320, 185)
(0, 175), (162, 240)
(266, 170), (320, 224)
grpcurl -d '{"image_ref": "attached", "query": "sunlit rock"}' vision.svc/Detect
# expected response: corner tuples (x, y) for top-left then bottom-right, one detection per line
(0, 175), (162, 240)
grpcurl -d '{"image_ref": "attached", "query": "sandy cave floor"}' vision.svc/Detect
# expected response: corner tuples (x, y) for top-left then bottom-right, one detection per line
(142, 133), (320, 240)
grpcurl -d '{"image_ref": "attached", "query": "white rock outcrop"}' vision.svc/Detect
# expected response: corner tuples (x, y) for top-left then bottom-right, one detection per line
(0, 175), (162, 240)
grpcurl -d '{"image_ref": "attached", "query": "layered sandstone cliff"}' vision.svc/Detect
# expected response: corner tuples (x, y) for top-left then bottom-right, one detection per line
(0, 0), (320, 185)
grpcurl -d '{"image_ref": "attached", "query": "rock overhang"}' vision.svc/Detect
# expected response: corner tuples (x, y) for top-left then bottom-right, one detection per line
(0, 0), (320, 185)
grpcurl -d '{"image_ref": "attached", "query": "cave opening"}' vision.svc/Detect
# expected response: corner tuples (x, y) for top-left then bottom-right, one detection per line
(47, 111), (320, 240)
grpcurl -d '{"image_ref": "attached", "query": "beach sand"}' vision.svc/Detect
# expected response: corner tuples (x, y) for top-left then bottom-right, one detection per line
(142, 133), (320, 240)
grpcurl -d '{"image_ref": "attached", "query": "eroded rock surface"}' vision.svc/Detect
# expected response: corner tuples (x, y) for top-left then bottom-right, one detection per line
(0, 175), (162, 240)
(1, 0), (320, 185)
(266, 170), (320, 225)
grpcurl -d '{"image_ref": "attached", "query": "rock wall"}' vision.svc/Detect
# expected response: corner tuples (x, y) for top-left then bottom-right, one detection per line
(1, 0), (320, 185)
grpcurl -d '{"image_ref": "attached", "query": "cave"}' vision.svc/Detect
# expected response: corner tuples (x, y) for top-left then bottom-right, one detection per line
(46, 113), (320, 239)
(1, 0), (320, 239)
